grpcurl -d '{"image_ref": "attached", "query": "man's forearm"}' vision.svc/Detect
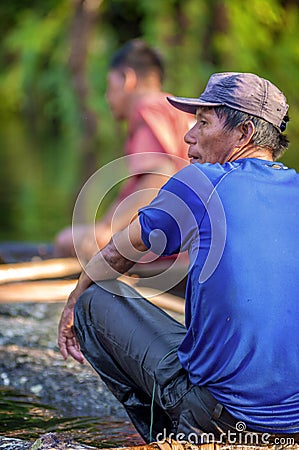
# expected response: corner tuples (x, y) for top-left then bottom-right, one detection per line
(73, 238), (139, 298)
(72, 218), (147, 301)
(58, 218), (147, 362)
(84, 239), (136, 282)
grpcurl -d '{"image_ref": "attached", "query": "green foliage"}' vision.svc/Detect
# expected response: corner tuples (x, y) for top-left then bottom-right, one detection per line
(1, 0), (299, 242)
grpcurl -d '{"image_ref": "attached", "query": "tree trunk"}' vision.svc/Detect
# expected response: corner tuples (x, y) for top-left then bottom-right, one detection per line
(202, 0), (229, 66)
(68, 0), (100, 186)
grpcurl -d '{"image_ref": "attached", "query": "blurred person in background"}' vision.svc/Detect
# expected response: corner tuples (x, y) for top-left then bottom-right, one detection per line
(54, 39), (192, 262)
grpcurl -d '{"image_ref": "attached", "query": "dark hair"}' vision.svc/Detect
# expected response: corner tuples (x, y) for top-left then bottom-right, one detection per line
(214, 106), (289, 160)
(109, 39), (164, 83)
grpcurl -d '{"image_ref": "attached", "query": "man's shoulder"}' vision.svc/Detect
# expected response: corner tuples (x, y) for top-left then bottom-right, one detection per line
(128, 92), (178, 128)
(134, 91), (190, 117)
(180, 159), (299, 181)
(167, 160), (260, 199)
(133, 92), (167, 110)
(173, 162), (237, 185)
(162, 163), (232, 201)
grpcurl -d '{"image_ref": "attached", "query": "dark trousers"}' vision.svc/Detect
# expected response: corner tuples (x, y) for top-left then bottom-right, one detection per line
(74, 280), (238, 443)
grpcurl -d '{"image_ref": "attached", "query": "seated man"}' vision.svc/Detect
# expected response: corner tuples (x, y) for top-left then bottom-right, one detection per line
(54, 39), (192, 263)
(58, 72), (298, 444)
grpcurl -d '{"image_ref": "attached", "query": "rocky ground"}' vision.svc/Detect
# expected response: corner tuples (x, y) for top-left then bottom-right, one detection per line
(0, 301), (142, 449)
(1, 299), (298, 450)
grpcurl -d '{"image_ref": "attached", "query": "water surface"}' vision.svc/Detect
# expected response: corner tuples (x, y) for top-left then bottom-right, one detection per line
(0, 387), (143, 448)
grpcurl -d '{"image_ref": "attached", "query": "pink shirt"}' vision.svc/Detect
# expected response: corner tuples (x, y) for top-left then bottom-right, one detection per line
(118, 92), (192, 201)
(118, 92), (192, 268)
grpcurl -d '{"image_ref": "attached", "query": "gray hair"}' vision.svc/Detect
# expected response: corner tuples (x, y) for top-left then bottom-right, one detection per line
(214, 106), (289, 160)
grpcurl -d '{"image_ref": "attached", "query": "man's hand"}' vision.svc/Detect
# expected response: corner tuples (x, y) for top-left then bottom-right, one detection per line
(58, 291), (85, 364)
(57, 217), (147, 364)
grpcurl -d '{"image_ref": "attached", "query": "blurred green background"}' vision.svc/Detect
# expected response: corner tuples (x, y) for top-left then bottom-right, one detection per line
(1, 0), (299, 244)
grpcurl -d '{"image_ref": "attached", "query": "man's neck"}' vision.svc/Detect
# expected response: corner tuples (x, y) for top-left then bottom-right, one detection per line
(228, 144), (273, 163)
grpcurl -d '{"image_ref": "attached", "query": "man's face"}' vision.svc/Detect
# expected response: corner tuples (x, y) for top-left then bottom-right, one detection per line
(184, 107), (240, 164)
(106, 69), (128, 121)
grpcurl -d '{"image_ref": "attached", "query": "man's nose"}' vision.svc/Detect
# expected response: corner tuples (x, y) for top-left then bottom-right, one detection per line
(184, 125), (197, 145)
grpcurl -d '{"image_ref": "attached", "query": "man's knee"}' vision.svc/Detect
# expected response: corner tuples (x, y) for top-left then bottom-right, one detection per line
(74, 280), (143, 341)
(74, 281), (123, 324)
(74, 283), (113, 344)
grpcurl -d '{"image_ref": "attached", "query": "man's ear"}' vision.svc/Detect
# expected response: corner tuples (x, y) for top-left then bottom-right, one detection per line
(238, 120), (255, 148)
(123, 67), (137, 92)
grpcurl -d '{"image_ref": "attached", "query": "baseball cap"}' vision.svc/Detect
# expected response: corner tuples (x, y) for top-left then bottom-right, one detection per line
(167, 72), (289, 132)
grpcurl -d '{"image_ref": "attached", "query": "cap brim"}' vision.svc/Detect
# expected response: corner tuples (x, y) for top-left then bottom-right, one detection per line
(167, 96), (222, 115)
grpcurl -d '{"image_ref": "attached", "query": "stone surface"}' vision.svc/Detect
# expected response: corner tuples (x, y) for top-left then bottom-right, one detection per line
(0, 302), (129, 449)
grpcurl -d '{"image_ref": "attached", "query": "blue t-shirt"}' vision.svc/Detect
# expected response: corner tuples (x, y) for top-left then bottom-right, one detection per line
(138, 158), (299, 433)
